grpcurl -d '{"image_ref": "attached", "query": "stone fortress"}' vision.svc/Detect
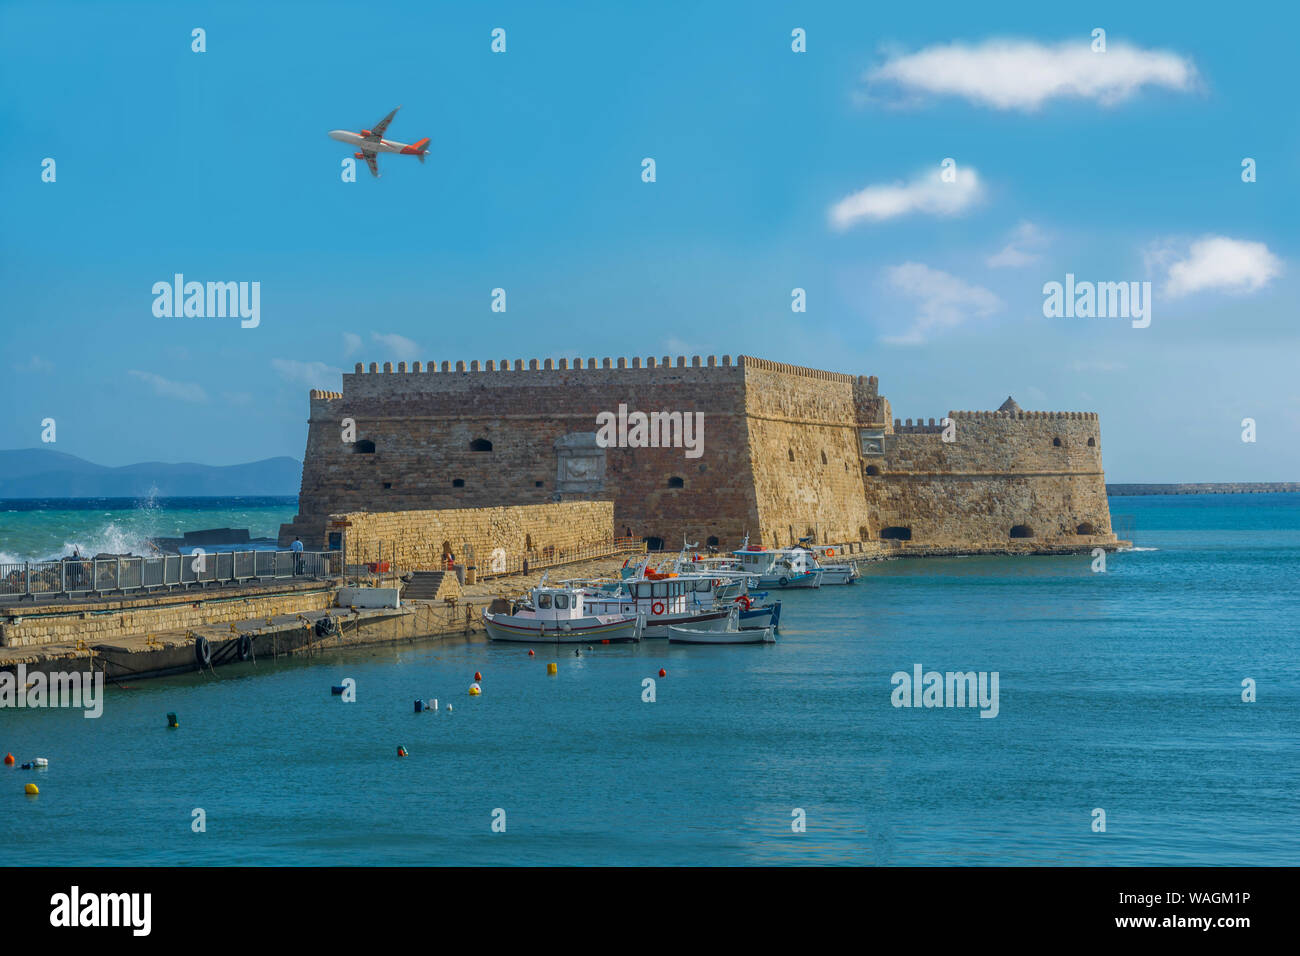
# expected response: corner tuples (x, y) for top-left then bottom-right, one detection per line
(279, 354), (1120, 563)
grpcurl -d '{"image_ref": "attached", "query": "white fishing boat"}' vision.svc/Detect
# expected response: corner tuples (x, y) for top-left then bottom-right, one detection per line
(667, 606), (776, 644)
(730, 545), (823, 589)
(482, 585), (644, 643)
(579, 575), (733, 638)
(809, 545), (859, 585)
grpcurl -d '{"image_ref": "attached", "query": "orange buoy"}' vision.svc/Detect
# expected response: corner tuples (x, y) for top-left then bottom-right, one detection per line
(528, 649), (535, 656)
(397, 746), (408, 757)
(3, 753), (13, 766)
(474, 671), (482, 682)
(658, 668), (666, 678)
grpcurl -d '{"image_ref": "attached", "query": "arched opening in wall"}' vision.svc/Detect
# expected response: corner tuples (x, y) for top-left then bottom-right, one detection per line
(706, 536), (719, 547)
(820, 450), (827, 465)
(643, 536), (664, 552)
(1087, 437), (1096, 447)
(667, 476), (684, 488)
(525, 534), (533, 552)
(859, 525), (870, 541)
(469, 438), (493, 452)
(788, 448), (795, 462)
(452, 478), (465, 488)
(865, 465), (881, 476)
(1076, 522), (1097, 535)
(880, 526), (912, 541)
(1009, 524), (1034, 539)
(354, 440), (376, 454)
(1052, 437), (1062, 447)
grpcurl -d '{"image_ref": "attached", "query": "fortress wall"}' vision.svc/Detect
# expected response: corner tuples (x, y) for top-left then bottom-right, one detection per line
(282, 358), (760, 548)
(282, 357), (1122, 556)
(871, 413), (1115, 547)
(740, 361), (873, 546)
(335, 501), (614, 570)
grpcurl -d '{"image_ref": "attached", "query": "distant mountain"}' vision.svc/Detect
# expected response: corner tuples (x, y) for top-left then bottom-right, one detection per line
(0, 448), (302, 498)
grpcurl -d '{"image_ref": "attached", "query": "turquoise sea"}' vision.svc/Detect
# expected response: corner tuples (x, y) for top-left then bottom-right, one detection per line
(1, 493), (1297, 865)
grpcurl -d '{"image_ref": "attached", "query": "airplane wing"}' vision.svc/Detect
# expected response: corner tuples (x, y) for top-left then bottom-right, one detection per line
(368, 107), (399, 141)
(362, 152), (379, 177)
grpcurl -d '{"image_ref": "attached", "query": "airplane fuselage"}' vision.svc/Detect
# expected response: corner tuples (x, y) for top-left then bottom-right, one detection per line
(328, 130), (413, 154)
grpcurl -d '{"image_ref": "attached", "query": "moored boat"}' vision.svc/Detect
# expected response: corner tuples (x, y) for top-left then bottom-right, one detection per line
(667, 606), (776, 644)
(482, 585), (644, 643)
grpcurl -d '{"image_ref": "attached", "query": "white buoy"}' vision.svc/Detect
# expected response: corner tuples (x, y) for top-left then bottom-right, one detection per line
(34, 758), (48, 768)
(431, 699), (438, 711)
(447, 703), (453, 712)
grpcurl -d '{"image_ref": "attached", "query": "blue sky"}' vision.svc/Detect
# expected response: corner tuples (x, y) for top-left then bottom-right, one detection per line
(1, 0), (1296, 482)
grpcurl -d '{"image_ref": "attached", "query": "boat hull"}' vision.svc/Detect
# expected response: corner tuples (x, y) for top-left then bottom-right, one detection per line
(756, 570), (822, 589)
(668, 625), (776, 645)
(482, 611), (642, 643)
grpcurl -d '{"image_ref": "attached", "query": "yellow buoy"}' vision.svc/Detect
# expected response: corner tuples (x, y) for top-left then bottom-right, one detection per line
(469, 684), (481, 696)
(25, 783), (39, 795)
(547, 662), (558, 675)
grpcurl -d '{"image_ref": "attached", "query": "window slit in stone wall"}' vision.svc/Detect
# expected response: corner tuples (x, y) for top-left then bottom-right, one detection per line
(1087, 437), (1096, 447)
(534, 480), (543, 487)
(788, 448), (794, 462)
(354, 440), (376, 454)
(452, 478), (465, 488)
(382, 482), (392, 489)
(865, 465), (881, 476)
(821, 451), (827, 465)
(470, 438), (493, 452)
(1052, 437), (1062, 447)
(667, 476), (684, 488)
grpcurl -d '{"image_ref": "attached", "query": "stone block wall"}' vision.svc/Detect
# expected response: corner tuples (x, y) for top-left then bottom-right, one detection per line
(335, 500), (615, 570)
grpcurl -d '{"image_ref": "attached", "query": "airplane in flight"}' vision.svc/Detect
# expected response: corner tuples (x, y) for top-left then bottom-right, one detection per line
(328, 107), (430, 177)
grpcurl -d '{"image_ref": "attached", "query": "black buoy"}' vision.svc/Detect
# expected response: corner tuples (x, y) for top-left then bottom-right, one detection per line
(167, 712), (179, 728)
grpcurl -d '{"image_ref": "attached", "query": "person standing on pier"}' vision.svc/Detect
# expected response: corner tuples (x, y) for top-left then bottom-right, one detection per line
(291, 536), (304, 575)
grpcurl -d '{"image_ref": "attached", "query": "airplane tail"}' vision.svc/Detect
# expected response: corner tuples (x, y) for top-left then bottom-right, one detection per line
(412, 137), (430, 163)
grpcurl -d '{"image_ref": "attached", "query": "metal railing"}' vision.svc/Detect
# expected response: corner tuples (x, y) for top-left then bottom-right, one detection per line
(0, 550), (343, 602)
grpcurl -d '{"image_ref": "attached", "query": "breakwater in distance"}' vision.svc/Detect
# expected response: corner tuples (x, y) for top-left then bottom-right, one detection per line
(1106, 482), (1300, 495)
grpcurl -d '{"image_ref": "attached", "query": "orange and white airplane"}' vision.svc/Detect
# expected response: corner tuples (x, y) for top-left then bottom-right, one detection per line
(328, 106), (429, 177)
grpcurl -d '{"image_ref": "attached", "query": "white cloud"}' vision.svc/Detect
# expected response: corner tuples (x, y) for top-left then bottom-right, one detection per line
(128, 370), (208, 403)
(270, 359), (343, 389)
(987, 221), (1048, 268)
(1159, 236), (1283, 298)
(370, 332), (422, 363)
(867, 39), (1198, 112)
(342, 332), (362, 356)
(830, 165), (983, 229)
(881, 262), (1003, 345)
(15, 355), (54, 373)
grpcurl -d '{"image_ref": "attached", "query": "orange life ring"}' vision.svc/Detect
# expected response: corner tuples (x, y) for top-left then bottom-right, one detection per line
(734, 595), (752, 610)
(826, 548), (835, 557)
(651, 601), (666, 615)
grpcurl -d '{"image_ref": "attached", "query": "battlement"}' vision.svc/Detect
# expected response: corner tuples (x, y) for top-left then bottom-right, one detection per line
(309, 390), (342, 400)
(343, 353), (865, 384)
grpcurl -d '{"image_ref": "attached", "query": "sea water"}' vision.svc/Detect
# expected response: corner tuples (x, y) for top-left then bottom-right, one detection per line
(0, 494), (1296, 865)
